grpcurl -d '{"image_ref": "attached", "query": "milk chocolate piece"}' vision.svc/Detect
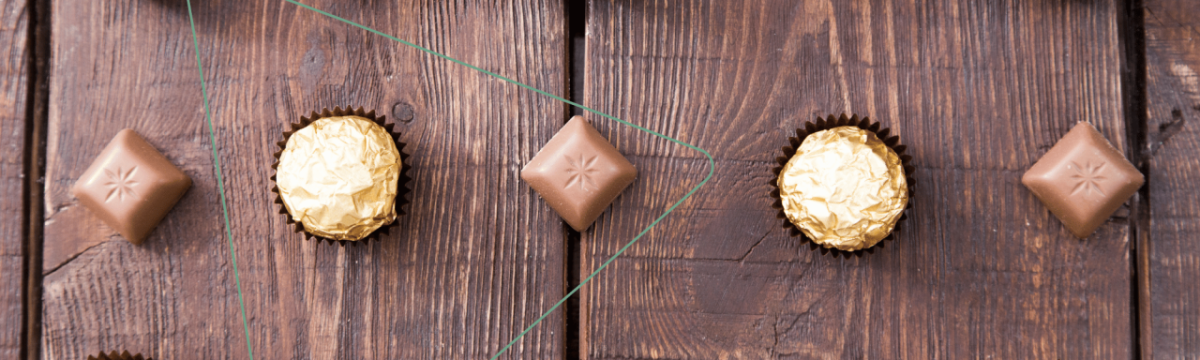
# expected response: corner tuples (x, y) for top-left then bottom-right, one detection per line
(71, 129), (192, 244)
(522, 116), (637, 231)
(1022, 122), (1143, 238)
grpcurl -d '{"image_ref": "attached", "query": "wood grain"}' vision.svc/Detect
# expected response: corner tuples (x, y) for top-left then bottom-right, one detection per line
(1144, 0), (1200, 357)
(581, 1), (1133, 358)
(41, 0), (567, 359)
(0, 0), (27, 358)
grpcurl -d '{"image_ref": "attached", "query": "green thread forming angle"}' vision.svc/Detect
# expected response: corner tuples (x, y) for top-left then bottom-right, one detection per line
(186, 1), (715, 359)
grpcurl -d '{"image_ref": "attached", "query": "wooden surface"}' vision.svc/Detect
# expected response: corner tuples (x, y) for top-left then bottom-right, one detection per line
(40, 0), (566, 359)
(5, 0), (1199, 358)
(580, 1), (1134, 358)
(1145, 0), (1200, 358)
(0, 0), (27, 358)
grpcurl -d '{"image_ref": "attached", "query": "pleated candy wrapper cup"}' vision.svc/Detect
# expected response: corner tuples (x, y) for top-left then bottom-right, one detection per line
(270, 106), (413, 245)
(769, 114), (916, 258)
(88, 351), (151, 360)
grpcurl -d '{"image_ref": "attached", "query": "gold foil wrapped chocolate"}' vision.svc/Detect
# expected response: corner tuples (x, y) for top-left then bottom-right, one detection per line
(276, 115), (401, 241)
(777, 126), (908, 251)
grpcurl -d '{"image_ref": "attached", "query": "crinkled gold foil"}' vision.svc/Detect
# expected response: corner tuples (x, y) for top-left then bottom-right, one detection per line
(277, 116), (401, 241)
(777, 126), (908, 251)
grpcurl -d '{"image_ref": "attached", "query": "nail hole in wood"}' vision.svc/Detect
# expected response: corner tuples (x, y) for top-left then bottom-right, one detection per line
(392, 102), (414, 123)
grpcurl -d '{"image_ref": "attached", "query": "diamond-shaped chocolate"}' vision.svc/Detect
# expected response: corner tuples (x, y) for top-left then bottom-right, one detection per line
(71, 129), (192, 244)
(522, 116), (637, 231)
(1022, 122), (1143, 238)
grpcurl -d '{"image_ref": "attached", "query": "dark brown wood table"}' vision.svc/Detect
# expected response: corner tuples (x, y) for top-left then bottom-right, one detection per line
(1, 0), (1198, 359)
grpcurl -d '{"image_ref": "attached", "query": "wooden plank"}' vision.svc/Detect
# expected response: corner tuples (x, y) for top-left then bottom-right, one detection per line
(0, 0), (28, 358)
(41, 1), (566, 359)
(581, 1), (1132, 358)
(1144, 0), (1200, 357)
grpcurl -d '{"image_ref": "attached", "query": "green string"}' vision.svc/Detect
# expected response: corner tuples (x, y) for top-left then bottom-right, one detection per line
(185, 1), (255, 359)
(287, 1), (716, 358)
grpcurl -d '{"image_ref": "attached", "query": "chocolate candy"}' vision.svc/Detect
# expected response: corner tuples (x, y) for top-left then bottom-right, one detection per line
(522, 116), (637, 231)
(777, 126), (908, 251)
(71, 129), (192, 244)
(1022, 122), (1143, 238)
(275, 115), (401, 241)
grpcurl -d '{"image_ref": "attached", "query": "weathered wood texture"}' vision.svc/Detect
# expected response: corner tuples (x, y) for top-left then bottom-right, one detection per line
(1145, 0), (1200, 358)
(581, 1), (1132, 358)
(42, 0), (566, 359)
(0, 0), (27, 359)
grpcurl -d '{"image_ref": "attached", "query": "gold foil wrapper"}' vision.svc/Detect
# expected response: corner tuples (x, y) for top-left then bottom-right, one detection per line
(276, 116), (401, 241)
(777, 126), (908, 251)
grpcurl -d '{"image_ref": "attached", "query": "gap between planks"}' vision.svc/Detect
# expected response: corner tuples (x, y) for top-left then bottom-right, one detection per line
(1118, 0), (1153, 359)
(564, 1), (588, 359)
(21, 0), (52, 358)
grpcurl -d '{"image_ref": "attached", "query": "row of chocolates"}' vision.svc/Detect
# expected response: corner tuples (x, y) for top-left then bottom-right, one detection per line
(70, 109), (1143, 257)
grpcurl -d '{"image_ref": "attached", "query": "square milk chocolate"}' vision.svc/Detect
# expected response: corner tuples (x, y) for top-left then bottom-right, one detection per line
(72, 129), (192, 243)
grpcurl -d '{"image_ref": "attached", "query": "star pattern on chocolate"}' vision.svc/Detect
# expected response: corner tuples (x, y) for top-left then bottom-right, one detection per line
(1069, 160), (1108, 197)
(563, 153), (599, 191)
(103, 166), (139, 202)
